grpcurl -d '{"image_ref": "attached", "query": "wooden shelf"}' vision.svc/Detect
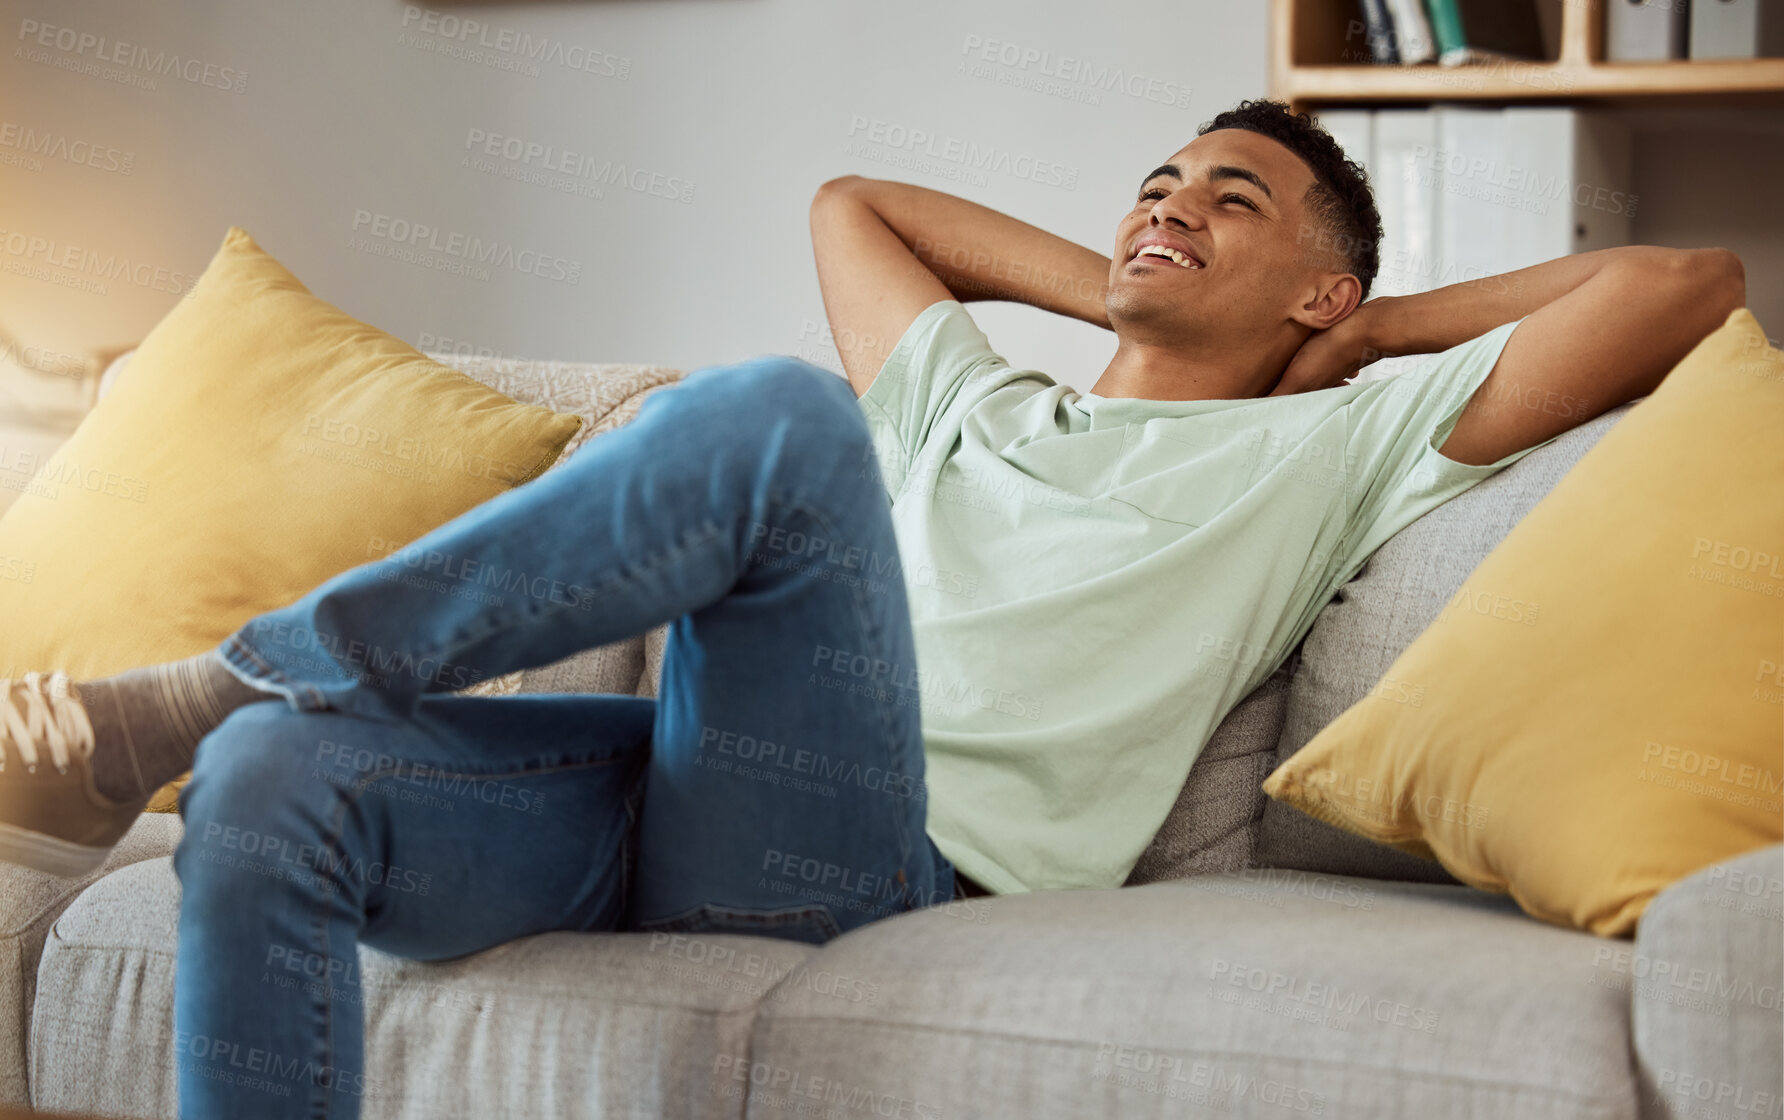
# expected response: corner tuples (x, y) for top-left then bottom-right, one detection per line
(1272, 0), (1784, 111)
(1283, 58), (1784, 105)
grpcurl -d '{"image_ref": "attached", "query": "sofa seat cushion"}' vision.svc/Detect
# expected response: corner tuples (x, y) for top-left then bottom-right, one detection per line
(750, 875), (1637, 1120)
(32, 858), (816, 1120)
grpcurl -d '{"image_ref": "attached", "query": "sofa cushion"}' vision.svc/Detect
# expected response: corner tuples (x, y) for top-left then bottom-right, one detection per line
(0, 814), (179, 1111)
(1258, 400), (1639, 883)
(1631, 844), (1784, 1120)
(1266, 308), (1784, 935)
(88, 351), (686, 743)
(32, 858), (816, 1119)
(0, 227), (588, 815)
(0, 226), (583, 687)
(1126, 660), (1293, 884)
(750, 873), (1636, 1120)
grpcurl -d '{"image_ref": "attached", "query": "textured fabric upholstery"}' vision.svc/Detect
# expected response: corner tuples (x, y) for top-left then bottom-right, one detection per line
(750, 872), (1638, 1120)
(1126, 660), (1294, 884)
(1258, 401), (1638, 882)
(38, 859), (1655, 1120)
(0, 814), (180, 1109)
(639, 614), (670, 702)
(34, 858), (817, 1120)
(1631, 844), (1784, 1120)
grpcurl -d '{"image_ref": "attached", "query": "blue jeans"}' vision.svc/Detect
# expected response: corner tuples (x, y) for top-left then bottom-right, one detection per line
(170, 357), (955, 1119)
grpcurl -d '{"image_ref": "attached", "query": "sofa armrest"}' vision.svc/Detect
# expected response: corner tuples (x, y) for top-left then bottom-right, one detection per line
(0, 814), (182, 1108)
(1632, 843), (1782, 1120)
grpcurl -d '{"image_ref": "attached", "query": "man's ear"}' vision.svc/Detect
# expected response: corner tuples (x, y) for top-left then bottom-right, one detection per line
(1289, 272), (1362, 332)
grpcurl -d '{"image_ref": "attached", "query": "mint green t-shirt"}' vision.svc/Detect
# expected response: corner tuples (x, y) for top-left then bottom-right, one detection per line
(855, 300), (1561, 895)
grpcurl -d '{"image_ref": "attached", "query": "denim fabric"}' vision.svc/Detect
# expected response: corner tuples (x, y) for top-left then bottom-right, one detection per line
(171, 357), (955, 1120)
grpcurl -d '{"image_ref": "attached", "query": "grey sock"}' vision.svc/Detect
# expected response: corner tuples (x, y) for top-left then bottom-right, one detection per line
(81, 649), (273, 802)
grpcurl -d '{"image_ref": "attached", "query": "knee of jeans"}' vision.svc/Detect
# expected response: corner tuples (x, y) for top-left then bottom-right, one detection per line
(692, 356), (866, 439)
(739, 358), (876, 472)
(175, 704), (348, 878)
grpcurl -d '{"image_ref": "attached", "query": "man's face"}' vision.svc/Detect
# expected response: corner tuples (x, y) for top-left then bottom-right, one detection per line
(1105, 128), (1334, 343)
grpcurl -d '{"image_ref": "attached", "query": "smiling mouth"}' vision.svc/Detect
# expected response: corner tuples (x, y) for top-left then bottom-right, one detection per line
(1132, 245), (1202, 270)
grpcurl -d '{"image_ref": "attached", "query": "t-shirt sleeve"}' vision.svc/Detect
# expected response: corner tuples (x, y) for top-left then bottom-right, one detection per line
(855, 299), (1012, 496)
(1326, 317), (1564, 585)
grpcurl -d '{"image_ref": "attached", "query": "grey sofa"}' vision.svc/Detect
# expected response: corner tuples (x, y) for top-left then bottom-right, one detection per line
(12, 358), (1781, 1119)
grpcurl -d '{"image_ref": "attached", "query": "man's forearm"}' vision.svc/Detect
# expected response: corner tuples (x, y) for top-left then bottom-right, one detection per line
(1363, 245), (1729, 359)
(835, 176), (1112, 330)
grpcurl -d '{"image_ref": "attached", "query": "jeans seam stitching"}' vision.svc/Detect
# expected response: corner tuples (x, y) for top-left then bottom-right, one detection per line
(312, 787), (353, 1118)
(224, 633), (327, 711)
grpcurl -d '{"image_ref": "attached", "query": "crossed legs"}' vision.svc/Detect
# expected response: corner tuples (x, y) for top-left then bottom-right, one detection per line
(170, 357), (952, 1119)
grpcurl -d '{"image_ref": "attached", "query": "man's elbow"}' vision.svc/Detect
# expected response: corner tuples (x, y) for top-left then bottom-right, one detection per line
(1679, 246), (1747, 321)
(1706, 247), (1746, 317)
(812, 175), (869, 213)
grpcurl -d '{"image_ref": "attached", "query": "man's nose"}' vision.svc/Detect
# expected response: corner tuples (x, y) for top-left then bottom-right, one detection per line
(1151, 204), (1206, 231)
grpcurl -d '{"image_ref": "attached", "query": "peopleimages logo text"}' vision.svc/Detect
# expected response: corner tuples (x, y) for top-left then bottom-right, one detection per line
(0, 123), (133, 173)
(846, 115), (1079, 190)
(0, 228), (197, 296)
(399, 6), (629, 79)
(15, 19), (248, 92)
(463, 128), (694, 204)
(960, 33), (1193, 109)
(349, 210), (582, 284)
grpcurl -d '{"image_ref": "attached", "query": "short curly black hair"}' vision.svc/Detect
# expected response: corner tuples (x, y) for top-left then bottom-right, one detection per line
(1197, 99), (1382, 303)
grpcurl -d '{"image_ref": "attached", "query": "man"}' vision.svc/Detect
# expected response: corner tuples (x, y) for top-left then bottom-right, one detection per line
(0, 100), (1743, 1118)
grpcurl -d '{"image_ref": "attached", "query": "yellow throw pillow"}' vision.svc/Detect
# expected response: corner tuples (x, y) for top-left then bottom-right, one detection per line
(1263, 308), (1784, 938)
(0, 227), (581, 806)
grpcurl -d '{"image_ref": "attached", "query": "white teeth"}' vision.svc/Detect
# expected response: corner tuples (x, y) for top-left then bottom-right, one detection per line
(1136, 245), (1200, 269)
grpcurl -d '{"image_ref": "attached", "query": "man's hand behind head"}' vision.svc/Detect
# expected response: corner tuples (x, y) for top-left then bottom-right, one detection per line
(1266, 299), (1385, 398)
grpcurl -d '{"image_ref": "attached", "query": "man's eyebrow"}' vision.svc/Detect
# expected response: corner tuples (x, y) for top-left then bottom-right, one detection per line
(1138, 162), (1275, 201)
(1208, 164), (1272, 200)
(1139, 164), (1179, 191)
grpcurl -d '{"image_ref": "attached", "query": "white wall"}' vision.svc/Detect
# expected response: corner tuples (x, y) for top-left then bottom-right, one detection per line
(0, 0), (1269, 392)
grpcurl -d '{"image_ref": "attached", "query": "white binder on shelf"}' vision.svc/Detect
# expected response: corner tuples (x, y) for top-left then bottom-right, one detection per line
(1498, 108), (1635, 267)
(1369, 110), (1442, 302)
(1690, 0), (1784, 59)
(1607, 0), (1689, 61)
(1330, 107), (1635, 384)
(1432, 105), (1510, 290)
(1348, 110), (1441, 381)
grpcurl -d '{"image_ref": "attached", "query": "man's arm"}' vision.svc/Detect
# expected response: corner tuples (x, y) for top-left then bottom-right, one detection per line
(809, 176), (1112, 397)
(1270, 245), (1747, 466)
